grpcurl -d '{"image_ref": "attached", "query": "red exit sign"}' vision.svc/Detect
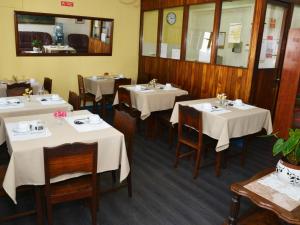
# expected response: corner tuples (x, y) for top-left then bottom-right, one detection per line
(61, 1), (74, 7)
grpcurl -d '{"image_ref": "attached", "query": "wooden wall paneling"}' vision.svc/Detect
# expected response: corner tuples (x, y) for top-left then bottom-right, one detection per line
(159, 0), (185, 8)
(210, 0), (221, 64)
(186, 0), (216, 5)
(274, 29), (300, 138)
(141, 0), (160, 10)
(180, 5), (189, 60)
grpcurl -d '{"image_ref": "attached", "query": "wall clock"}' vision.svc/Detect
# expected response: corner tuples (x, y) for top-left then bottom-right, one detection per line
(166, 12), (176, 25)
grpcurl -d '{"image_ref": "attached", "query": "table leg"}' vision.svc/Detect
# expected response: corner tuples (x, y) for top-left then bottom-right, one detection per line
(227, 194), (240, 225)
(215, 152), (222, 177)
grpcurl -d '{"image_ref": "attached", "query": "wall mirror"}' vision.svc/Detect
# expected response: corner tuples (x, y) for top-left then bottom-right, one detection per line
(15, 11), (114, 56)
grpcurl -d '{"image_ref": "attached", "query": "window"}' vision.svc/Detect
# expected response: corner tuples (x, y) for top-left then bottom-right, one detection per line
(186, 3), (216, 63)
(216, 0), (255, 68)
(291, 5), (300, 29)
(160, 7), (184, 59)
(258, 4), (285, 69)
(142, 10), (159, 57)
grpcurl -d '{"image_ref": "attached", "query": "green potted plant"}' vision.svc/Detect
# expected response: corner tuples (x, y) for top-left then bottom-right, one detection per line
(273, 129), (300, 185)
(32, 39), (42, 52)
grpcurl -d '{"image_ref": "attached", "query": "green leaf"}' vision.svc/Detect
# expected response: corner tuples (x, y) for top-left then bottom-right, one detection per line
(282, 135), (299, 156)
(296, 143), (300, 162)
(273, 139), (285, 156)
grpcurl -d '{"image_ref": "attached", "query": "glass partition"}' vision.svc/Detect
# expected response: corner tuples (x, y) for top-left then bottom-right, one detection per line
(258, 4), (285, 69)
(186, 3), (216, 63)
(142, 10), (159, 57)
(291, 5), (300, 29)
(216, 0), (255, 68)
(160, 7), (184, 59)
(15, 11), (113, 56)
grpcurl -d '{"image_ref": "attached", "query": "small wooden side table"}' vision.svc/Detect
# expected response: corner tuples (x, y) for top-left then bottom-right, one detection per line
(224, 168), (300, 225)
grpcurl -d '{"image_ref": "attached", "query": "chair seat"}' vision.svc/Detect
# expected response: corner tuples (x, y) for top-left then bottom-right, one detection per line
(49, 175), (93, 204)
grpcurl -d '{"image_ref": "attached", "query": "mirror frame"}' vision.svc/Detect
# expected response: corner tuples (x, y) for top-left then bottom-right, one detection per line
(14, 11), (114, 57)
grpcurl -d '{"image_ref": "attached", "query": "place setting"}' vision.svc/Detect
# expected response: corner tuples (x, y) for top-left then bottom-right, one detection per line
(189, 102), (231, 115)
(36, 94), (66, 105)
(0, 97), (24, 109)
(5, 120), (51, 141)
(65, 113), (111, 132)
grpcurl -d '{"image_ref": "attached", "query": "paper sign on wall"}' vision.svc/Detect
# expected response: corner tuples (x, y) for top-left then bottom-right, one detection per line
(228, 23), (242, 43)
(160, 43), (168, 58)
(171, 49), (180, 60)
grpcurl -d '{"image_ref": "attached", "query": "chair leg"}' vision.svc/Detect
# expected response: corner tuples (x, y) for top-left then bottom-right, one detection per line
(241, 137), (249, 167)
(91, 196), (97, 225)
(168, 126), (174, 149)
(174, 142), (181, 168)
(193, 149), (202, 179)
(215, 151), (223, 177)
(127, 172), (132, 198)
(35, 187), (43, 225)
(46, 200), (53, 225)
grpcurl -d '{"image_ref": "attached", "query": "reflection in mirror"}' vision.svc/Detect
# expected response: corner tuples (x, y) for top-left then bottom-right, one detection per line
(291, 5), (300, 29)
(15, 11), (113, 56)
(186, 3), (216, 63)
(142, 10), (159, 57)
(216, 0), (255, 68)
(160, 7), (184, 59)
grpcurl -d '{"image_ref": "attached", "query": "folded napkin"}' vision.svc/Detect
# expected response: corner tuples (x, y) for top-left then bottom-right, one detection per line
(233, 104), (256, 110)
(0, 98), (24, 109)
(6, 122), (51, 141)
(163, 87), (178, 91)
(257, 172), (300, 202)
(36, 97), (66, 105)
(65, 115), (111, 132)
(190, 103), (231, 115)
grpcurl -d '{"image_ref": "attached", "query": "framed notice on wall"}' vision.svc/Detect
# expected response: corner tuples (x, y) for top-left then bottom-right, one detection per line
(228, 23), (242, 43)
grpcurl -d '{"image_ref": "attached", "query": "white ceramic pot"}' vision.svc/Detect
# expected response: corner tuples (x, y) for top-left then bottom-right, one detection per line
(33, 47), (40, 52)
(276, 159), (300, 186)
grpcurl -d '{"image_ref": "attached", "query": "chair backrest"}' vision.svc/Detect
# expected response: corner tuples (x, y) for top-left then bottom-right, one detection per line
(113, 109), (136, 163)
(137, 73), (150, 84)
(68, 91), (80, 111)
(77, 74), (85, 96)
(178, 105), (203, 145)
(114, 78), (131, 95)
(68, 34), (89, 53)
(175, 94), (196, 104)
(43, 77), (52, 94)
(118, 87), (132, 109)
(6, 82), (31, 97)
(43, 142), (98, 186)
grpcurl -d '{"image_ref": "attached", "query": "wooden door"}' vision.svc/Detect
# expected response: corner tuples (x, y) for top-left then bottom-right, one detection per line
(251, 1), (291, 114)
(274, 29), (300, 138)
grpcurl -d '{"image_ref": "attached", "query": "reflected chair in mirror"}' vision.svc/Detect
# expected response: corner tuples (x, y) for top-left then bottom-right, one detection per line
(6, 82), (31, 97)
(68, 91), (80, 111)
(155, 94), (196, 148)
(112, 109), (136, 197)
(174, 105), (216, 179)
(43, 142), (98, 225)
(0, 165), (43, 225)
(43, 77), (52, 94)
(68, 34), (89, 53)
(77, 74), (97, 111)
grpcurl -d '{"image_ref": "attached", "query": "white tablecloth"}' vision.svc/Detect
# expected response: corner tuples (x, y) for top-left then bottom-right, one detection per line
(3, 110), (130, 203)
(113, 84), (189, 120)
(0, 95), (73, 145)
(170, 98), (273, 152)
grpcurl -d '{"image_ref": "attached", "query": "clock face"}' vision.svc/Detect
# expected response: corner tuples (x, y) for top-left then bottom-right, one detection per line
(166, 12), (176, 25)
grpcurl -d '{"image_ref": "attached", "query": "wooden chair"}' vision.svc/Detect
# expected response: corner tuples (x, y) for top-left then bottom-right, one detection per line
(77, 74), (97, 110)
(101, 78), (132, 117)
(116, 87), (133, 111)
(0, 165), (43, 225)
(137, 73), (150, 84)
(43, 142), (98, 225)
(113, 109), (136, 197)
(174, 105), (205, 179)
(68, 91), (80, 111)
(6, 82), (31, 97)
(156, 94), (196, 148)
(43, 77), (52, 94)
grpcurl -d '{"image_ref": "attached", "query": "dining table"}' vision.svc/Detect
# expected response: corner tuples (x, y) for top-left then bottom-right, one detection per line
(84, 75), (127, 102)
(170, 98), (273, 152)
(0, 81), (41, 97)
(0, 95), (73, 145)
(2, 110), (130, 204)
(113, 84), (189, 120)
